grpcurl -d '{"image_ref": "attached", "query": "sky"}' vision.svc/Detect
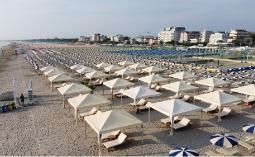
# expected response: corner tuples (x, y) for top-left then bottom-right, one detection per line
(0, 0), (254, 40)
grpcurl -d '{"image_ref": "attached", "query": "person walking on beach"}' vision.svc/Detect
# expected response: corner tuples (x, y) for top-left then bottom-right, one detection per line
(20, 93), (24, 106)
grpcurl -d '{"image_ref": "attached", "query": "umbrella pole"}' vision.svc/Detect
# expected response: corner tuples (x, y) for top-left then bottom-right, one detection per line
(200, 110), (203, 127)
(84, 121), (87, 138)
(148, 107), (151, 122)
(121, 93), (123, 104)
(111, 89), (113, 100)
(98, 134), (101, 156)
(170, 116), (174, 136)
(141, 124), (143, 155)
(62, 95), (65, 109)
(75, 109), (78, 126)
(218, 106), (222, 123)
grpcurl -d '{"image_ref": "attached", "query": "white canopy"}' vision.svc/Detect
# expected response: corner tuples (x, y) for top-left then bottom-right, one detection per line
(44, 68), (64, 77)
(147, 99), (202, 117)
(138, 74), (168, 85)
(114, 67), (137, 78)
(57, 83), (91, 95)
(142, 66), (164, 74)
(40, 66), (54, 72)
(95, 62), (111, 69)
(104, 65), (122, 73)
(121, 86), (161, 101)
(161, 81), (198, 94)
(85, 71), (108, 80)
(129, 63), (148, 70)
(85, 109), (143, 155)
(68, 93), (111, 109)
(103, 78), (134, 89)
(147, 99), (202, 135)
(118, 61), (134, 67)
(68, 93), (111, 124)
(194, 91), (241, 107)
(85, 109), (143, 134)
(76, 67), (95, 74)
(48, 74), (73, 83)
(231, 84), (255, 96)
(195, 77), (229, 87)
(169, 71), (196, 80)
(70, 64), (86, 71)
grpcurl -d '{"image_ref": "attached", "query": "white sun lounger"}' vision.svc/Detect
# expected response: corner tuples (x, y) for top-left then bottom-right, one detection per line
(169, 93), (183, 99)
(215, 148), (238, 156)
(203, 87), (214, 93)
(181, 95), (192, 102)
(80, 107), (98, 119)
(239, 140), (255, 153)
(216, 108), (231, 118)
(103, 133), (127, 150)
(130, 98), (147, 107)
(172, 117), (190, 130)
(202, 105), (218, 113)
(161, 116), (179, 126)
(101, 130), (121, 141)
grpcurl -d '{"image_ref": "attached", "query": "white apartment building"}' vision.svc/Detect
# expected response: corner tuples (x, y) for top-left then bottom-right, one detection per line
(179, 31), (200, 43)
(227, 29), (252, 44)
(78, 36), (90, 42)
(158, 26), (185, 43)
(209, 32), (228, 45)
(200, 29), (214, 43)
(90, 34), (101, 42)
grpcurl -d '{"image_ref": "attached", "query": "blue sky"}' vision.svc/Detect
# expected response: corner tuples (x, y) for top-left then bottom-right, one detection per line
(0, 0), (254, 40)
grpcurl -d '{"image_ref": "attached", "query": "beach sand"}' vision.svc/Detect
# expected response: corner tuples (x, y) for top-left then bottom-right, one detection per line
(0, 49), (255, 156)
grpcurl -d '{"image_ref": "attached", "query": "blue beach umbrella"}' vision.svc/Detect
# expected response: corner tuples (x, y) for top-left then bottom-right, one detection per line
(210, 134), (238, 148)
(169, 147), (199, 157)
(242, 124), (255, 134)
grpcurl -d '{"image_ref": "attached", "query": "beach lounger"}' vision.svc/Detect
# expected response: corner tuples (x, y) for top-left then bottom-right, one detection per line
(205, 150), (220, 156)
(169, 93), (183, 99)
(155, 85), (161, 91)
(216, 107), (231, 120)
(202, 105), (218, 113)
(79, 107), (98, 119)
(130, 98), (147, 107)
(215, 148), (238, 156)
(101, 130), (121, 141)
(161, 116), (179, 126)
(203, 87), (214, 93)
(102, 133), (127, 151)
(239, 140), (255, 153)
(172, 117), (190, 130)
(150, 83), (157, 89)
(181, 95), (193, 102)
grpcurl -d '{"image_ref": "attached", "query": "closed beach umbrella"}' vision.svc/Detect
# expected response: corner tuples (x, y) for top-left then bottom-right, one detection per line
(210, 134), (238, 148)
(169, 148), (199, 157)
(242, 124), (255, 134)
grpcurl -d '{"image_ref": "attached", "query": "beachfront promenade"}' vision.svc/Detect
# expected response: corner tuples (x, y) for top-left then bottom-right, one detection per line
(0, 50), (255, 156)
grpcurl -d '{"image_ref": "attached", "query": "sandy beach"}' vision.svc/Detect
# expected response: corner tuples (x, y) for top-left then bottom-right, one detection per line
(0, 46), (255, 156)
